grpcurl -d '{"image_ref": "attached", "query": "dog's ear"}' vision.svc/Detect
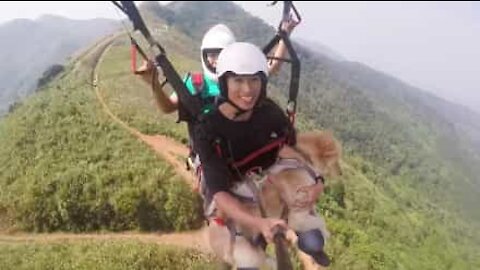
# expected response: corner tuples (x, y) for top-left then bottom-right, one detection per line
(316, 131), (342, 177)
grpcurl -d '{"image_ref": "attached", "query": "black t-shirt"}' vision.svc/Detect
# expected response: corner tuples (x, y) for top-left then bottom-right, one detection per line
(192, 99), (296, 197)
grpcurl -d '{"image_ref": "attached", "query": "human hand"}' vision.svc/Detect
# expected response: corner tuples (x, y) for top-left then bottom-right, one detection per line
(136, 60), (157, 83)
(280, 17), (299, 35)
(255, 217), (288, 243)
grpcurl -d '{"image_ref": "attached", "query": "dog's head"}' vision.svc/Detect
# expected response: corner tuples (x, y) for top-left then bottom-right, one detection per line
(295, 130), (343, 178)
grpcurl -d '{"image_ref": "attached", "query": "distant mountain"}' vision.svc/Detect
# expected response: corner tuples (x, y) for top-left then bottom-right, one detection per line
(0, 15), (119, 115)
(295, 37), (345, 62)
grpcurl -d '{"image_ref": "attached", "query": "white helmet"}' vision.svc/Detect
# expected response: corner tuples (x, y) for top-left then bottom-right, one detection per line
(216, 42), (269, 78)
(216, 42), (269, 110)
(201, 24), (236, 80)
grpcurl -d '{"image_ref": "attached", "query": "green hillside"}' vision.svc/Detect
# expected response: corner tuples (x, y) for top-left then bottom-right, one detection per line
(0, 1), (478, 269)
(0, 36), (202, 233)
(0, 240), (214, 270)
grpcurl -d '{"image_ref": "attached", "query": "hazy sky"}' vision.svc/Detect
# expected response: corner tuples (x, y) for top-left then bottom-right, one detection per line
(236, 1), (480, 113)
(1, 1), (479, 113)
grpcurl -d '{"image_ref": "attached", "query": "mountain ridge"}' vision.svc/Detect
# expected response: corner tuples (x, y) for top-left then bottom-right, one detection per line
(0, 15), (119, 115)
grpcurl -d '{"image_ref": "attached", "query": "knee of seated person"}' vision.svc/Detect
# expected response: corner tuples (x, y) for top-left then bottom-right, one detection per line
(297, 229), (325, 255)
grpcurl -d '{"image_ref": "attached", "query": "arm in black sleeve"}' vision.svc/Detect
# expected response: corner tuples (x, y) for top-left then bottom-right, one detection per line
(192, 125), (232, 197)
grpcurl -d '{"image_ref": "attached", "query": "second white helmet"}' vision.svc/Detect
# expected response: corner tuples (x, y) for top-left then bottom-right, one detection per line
(201, 24), (236, 80)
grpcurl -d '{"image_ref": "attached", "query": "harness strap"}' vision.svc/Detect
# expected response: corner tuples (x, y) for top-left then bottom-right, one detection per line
(269, 158), (324, 184)
(130, 39), (137, 74)
(231, 137), (286, 169)
(212, 217), (225, 226)
(191, 72), (204, 94)
(214, 139), (223, 158)
(129, 36), (148, 74)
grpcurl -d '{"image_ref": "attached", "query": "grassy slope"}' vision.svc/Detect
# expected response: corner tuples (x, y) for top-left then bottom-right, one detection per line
(0, 35), (202, 233)
(0, 240), (214, 270)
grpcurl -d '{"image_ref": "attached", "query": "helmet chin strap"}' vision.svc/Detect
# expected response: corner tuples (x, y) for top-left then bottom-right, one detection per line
(226, 99), (249, 119)
(215, 96), (251, 119)
(217, 73), (266, 119)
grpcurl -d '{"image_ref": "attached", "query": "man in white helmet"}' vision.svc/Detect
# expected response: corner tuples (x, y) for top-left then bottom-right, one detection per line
(192, 42), (330, 269)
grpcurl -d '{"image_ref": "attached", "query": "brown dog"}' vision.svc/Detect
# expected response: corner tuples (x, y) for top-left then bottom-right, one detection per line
(261, 130), (341, 232)
(206, 130), (343, 268)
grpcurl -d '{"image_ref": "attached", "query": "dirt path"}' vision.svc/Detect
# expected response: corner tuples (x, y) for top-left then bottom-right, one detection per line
(92, 41), (195, 187)
(0, 229), (209, 251)
(93, 78), (194, 186)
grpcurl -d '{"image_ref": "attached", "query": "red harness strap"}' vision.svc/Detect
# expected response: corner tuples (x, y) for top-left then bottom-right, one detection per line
(215, 143), (223, 158)
(212, 217), (226, 226)
(130, 36), (145, 75)
(130, 41), (137, 74)
(288, 111), (296, 127)
(191, 72), (204, 94)
(231, 137), (286, 169)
